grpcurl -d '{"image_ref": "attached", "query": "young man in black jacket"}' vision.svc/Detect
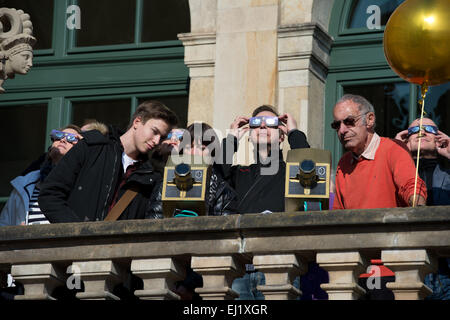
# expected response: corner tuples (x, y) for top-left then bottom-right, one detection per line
(217, 104), (310, 300)
(218, 104), (310, 214)
(39, 100), (178, 223)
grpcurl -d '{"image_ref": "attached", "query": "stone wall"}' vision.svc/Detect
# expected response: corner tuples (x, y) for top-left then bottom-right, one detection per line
(179, 0), (335, 165)
(1, 206), (449, 300)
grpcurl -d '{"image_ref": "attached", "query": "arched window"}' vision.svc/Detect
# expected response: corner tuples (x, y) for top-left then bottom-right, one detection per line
(325, 0), (449, 167)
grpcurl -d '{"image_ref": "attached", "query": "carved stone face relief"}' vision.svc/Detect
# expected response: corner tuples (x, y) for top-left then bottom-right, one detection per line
(7, 50), (33, 75)
(0, 8), (36, 93)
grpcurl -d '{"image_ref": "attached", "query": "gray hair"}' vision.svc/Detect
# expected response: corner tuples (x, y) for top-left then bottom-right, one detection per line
(336, 94), (375, 127)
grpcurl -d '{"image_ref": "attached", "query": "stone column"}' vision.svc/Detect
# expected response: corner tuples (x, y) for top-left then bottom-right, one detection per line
(11, 263), (66, 300)
(253, 254), (306, 300)
(71, 260), (127, 300)
(317, 251), (367, 300)
(212, 0), (279, 143)
(180, 0), (218, 126)
(277, 0), (333, 150)
(131, 258), (186, 300)
(178, 32), (216, 126)
(381, 249), (437, 300)
(191, 255), (245, 300)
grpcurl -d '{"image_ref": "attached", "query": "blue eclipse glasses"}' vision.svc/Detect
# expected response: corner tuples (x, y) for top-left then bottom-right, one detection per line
(249, 116), (279, 128)
(407, 125), (438, 137)
(166, 130), (185, 141)
(50, 129), (79, 144)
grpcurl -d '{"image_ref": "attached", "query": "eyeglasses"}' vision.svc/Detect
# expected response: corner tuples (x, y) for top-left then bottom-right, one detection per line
(249, 116), (279, 128)
(331, 112), (368, 130)
(166, 130), (185, 141)
(50, 129), (79, 144)
(407, 125), (438, 136)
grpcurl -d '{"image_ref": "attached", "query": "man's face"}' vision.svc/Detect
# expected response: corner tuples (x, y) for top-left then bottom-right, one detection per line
(133, 117), (170, 154)
(407, 118), (438, 154)
(333, 101), (371, 155)
(9, 50), (33, 75)
(249, 111), (283, 146)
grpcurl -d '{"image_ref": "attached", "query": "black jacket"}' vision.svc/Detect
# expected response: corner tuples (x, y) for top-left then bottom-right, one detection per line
(217, 130), (309, 214)
(39, 127), (161, 223)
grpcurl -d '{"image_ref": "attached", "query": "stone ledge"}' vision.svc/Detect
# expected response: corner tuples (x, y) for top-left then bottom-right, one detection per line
(0, 206), (448, 243)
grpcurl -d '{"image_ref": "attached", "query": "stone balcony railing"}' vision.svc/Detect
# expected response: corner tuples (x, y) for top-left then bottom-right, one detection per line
(0, 206), (449, 300)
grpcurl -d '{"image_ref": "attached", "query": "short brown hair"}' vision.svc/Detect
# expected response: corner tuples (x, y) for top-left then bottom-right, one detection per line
(252, 105), (279, 117)
(129, 100), (178, 129)
(60, 124), (82, 134)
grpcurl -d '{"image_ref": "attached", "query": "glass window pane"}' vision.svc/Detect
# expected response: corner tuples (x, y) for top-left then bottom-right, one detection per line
(422, 82), (450, 136)
(76, 0), (135, 47)
(343, 82), (410, 139)
(0, 0), (54, 50)
(0, 103), (47, 197)
(138, 95), (188, 128)
(347, 0), (405, 29)
(141, 0), (190, 42)
(72, 99), (131, 132)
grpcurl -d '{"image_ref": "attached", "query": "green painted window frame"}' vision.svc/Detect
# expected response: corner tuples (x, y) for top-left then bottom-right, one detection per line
(0, 0), (190, 207)
(325, 0), (418, 169)
(66, 0), (185, 55)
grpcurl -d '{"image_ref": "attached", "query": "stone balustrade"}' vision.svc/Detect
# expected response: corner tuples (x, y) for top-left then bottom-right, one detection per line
(0, 206), (449, 300)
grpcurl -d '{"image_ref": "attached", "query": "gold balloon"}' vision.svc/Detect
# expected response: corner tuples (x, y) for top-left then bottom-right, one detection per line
(384, 0), (450, 86)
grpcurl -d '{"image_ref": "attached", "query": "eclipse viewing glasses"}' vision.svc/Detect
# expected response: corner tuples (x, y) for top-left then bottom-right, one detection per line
(166, 129), (185, 141)
(249, 116), (279, 128)
(407, 125), (438, 136)
(50, 130), (79, 144)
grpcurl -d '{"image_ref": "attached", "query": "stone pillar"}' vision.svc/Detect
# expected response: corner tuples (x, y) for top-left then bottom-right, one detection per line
(253, 254), (306, 300)
(212, 0), (279, 139)
(381, 249), (437, 300)
(277, 23), (332, 150)
(178, 32), (216, 126)
(317, 251), (367, 300)
(180, 0), (218, 126)
(71, 260), (127, 300)
(191, 255), (245, 300)
(11, 263), (66, 300)
(131, 258), (186, 300)
(277, 0), (333, 150)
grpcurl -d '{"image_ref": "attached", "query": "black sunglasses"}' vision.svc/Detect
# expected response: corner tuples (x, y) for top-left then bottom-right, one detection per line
(331, 112), (368, 130)
(50, 129), (79, 144)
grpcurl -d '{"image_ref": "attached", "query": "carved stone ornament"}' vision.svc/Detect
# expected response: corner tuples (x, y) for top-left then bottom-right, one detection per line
(0, 8), (36, 93)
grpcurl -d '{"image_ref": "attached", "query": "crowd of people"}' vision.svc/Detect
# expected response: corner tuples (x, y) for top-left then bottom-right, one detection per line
(1, 95), (449, 300)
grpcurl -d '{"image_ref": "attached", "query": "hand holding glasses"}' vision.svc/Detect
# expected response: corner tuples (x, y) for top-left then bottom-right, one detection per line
(166, 129), (185, 141)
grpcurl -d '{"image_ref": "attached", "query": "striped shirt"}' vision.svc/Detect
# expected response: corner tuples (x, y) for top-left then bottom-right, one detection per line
(27, 183), (50, 225)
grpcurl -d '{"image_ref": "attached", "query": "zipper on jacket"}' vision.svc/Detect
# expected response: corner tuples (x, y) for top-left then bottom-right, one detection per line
(101, 144), (119, 220)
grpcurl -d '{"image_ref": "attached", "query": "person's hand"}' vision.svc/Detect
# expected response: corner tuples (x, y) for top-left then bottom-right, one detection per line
(435, 130), (450, 159)
(395, 129), (409, 143)
(278, 113), (298, 133)
(408, 194), (426, 207)
(229, 116), (250, 140)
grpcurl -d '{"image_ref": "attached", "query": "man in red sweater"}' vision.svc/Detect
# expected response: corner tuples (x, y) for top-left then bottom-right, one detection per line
(332, 94), (426, 209)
